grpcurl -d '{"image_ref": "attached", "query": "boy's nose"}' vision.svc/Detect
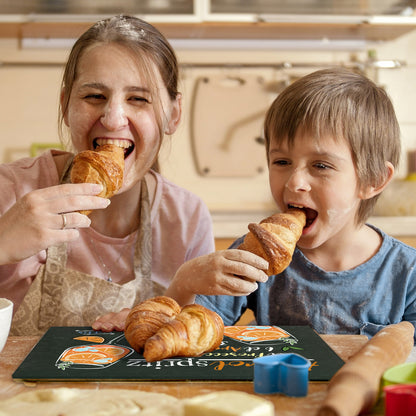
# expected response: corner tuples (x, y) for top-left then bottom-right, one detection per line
(285, 168), (311, 192)
(100, 102), (128, 130)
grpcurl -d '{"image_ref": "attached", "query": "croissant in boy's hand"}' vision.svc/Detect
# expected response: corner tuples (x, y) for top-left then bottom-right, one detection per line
(124, 296), (224, 362)
(239, 208), (306, 275)
(70, 144), (124, 215)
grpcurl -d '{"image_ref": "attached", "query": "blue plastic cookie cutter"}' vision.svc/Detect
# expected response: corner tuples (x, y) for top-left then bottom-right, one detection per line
(253, 353), (311, 397)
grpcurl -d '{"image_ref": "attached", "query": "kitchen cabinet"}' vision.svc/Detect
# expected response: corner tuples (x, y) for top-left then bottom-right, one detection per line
(208, 0), (414, 15)
(1, 19), (416, 43)
(0, 0), (416, 42)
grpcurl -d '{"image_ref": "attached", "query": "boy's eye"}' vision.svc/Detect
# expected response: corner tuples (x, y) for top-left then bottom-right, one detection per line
(273, 159), (289, 166)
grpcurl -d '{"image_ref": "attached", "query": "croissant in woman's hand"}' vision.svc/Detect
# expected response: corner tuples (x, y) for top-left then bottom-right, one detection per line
(70, 144), (124, 215)
(239, 208), (306, 275)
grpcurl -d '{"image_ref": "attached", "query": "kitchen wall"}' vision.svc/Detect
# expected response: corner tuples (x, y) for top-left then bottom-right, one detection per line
(0, 28), (415, 238)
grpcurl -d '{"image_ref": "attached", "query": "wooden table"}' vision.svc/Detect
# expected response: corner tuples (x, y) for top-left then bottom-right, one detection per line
(0, 334), (385, 415)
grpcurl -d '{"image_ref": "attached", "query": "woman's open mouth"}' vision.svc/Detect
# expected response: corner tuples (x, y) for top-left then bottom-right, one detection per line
(93, 138), (134, 159)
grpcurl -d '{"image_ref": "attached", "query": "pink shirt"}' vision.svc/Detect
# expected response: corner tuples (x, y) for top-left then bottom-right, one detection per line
(0, 150), (215, 311)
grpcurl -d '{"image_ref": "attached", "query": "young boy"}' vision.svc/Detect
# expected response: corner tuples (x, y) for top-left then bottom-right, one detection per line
(95, 68), (416, 341)
(192, 67), (416, 340)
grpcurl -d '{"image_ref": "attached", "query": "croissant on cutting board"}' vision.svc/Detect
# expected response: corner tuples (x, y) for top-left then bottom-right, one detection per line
(239, 208), (306, 275)
(124, 296), (181, 353)
(143, 303), (224, 362)
(70, 144), (124, 215)
(124, 296), (224, 362)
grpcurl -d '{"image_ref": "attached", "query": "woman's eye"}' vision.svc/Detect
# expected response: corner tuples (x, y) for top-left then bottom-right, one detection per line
(314, 162), (331, 170)
(84, 93), (105, 100)
(130, 96), (150, 103)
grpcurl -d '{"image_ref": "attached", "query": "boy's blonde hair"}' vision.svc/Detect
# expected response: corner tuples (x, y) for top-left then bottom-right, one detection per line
(264, 67), (401, 224)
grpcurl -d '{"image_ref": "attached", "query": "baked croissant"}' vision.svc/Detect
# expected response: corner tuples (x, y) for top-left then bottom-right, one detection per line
(124, 296), (181, 353)
(70, 144), (124, 215)
(143, 303), (224, 362)
(239, 208), (306, 275)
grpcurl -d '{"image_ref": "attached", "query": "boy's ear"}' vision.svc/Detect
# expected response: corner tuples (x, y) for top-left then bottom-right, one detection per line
(165, 93), (182, 135)
(359, 161), (395, 200)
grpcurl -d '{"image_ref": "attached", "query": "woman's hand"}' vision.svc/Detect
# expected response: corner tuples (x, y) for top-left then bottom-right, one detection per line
(165, 249), (269, 306)
(92, 308), (131, 332)
(0, 183), (110, 265)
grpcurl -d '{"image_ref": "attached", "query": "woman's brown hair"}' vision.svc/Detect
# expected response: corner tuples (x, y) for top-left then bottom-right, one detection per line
(59, 14), (180, 170)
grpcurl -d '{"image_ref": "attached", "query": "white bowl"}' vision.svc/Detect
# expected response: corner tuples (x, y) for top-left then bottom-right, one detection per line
(0, 298), (13, 354)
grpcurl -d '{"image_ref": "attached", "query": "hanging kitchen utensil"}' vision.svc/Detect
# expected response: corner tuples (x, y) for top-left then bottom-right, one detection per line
(190, 74), (270, 177)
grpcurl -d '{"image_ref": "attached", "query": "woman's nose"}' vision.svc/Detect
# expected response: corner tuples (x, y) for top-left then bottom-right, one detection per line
(100, 101), (128, 130)
(285, 168), (311, 192)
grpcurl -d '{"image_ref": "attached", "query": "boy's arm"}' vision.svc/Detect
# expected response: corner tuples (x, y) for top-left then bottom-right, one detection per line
(196, 293), (248, 326)
(164, 249), (269, 307)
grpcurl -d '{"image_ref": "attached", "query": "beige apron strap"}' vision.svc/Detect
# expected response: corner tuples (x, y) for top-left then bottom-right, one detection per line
(37, 244), (67, 329)
(134, 178), (151, 277)
(9, 267), (45, 336)
(131, 178), (156, 300)
(9, 245), (66, 336)
(60, 153), (75, 184)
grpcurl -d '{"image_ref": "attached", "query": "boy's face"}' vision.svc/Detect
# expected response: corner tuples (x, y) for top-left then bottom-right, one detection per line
(268, 130), (367, 252)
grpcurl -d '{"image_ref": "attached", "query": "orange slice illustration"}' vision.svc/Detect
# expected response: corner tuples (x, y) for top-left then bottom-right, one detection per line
(60, 345), (130, 365)
(73, 336), (105, 343)
(224, 326), (290, 342)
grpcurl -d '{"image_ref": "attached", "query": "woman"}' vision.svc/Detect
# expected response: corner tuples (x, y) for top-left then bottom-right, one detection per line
(0, 15), (214, 335)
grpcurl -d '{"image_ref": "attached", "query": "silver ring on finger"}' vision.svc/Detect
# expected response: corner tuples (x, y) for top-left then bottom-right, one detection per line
(61, 213), (67, 230)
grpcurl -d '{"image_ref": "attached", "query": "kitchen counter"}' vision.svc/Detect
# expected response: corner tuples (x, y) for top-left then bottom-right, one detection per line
(0, 334), (374, 415)
(2, 334), (415, 414)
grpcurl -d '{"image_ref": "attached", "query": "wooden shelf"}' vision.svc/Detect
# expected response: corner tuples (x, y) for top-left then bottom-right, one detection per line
(0, 20), (416, 41)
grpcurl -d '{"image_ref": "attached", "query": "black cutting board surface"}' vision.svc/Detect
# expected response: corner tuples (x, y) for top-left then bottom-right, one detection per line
(13, 325), (344, 382)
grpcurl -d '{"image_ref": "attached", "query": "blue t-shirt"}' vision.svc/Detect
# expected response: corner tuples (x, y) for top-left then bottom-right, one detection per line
(197, 225), (416, 342)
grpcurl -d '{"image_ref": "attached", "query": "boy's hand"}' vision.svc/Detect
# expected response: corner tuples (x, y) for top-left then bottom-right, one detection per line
(165, 250), (269, 306)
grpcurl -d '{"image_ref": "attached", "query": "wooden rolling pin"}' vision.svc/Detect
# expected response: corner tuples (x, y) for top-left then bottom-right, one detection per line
(316, 321), (415, 416)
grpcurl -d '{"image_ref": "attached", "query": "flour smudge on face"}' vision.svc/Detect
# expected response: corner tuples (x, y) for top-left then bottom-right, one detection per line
(326, 201), (358, 227)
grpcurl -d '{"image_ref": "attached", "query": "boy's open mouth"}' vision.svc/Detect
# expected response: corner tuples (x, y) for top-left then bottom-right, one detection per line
(93, 138), (134, 159)
(288, 204), (317, 228)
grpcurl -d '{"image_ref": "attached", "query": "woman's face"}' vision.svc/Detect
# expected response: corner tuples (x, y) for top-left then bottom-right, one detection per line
(64, 43), (181, 191)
